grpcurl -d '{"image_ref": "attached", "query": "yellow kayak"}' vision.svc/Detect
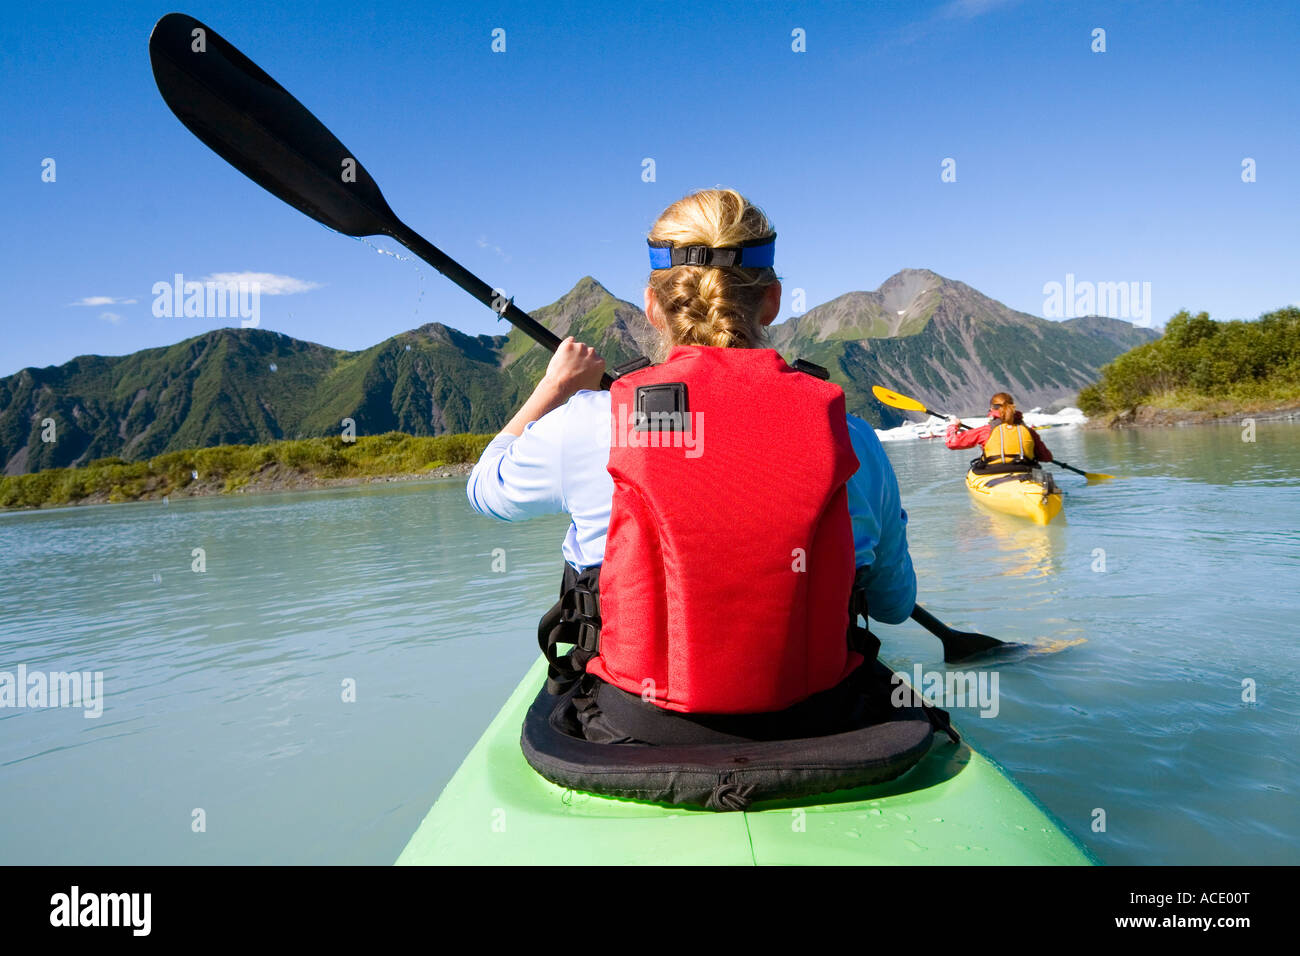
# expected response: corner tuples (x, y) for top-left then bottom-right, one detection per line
(964, 467), (1063, 525)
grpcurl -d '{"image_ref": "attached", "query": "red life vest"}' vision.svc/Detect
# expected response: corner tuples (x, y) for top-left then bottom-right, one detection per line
(584, 345), (861, 714)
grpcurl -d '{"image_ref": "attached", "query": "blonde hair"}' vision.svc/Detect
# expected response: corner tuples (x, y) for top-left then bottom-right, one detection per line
(646, 189), (778, 354)
(991, 392), (1017, 426)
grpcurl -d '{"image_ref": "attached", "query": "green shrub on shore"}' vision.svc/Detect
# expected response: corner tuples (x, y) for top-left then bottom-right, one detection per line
(1078, 307), (1300, 415)
(0, 431), (493, 510)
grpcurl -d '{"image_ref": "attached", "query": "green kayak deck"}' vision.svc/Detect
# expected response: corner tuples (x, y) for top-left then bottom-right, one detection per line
(397, 657), (1096, 865)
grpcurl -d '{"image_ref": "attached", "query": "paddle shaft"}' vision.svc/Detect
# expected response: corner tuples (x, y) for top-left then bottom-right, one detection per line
(1052, 460), (1089, 478)
(908, 399), (969, 431)
(389, 221), (614, 388)
(911, 605), (955, 644)
(910, 605), (942, 632)
(930, 408), (969, 432)
(909, 604), (1008, 661)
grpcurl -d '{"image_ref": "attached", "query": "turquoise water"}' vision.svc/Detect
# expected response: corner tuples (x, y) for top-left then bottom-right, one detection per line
(1, 422), (1297, 864)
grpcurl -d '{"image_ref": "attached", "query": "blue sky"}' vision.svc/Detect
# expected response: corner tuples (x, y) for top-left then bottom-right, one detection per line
(3, 0), (1297, 376)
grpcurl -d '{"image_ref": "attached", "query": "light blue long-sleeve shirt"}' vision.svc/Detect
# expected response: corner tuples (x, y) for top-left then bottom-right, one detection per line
(466, 388), (917, 623)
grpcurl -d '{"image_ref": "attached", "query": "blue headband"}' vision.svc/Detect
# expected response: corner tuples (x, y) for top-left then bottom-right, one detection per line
(647, 236), (776, 270)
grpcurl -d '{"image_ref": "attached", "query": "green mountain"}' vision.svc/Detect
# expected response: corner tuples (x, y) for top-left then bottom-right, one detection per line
(0, 324), (511, 474)
(499, 275), (661, 395)
(767, 269), (1159, 426)
(1, 271), (1156, 474)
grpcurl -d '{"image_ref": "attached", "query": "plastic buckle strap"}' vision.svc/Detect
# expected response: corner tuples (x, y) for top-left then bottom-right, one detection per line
(611, 356), (652, 379)
(541, 618), (589, 694)
(648, 236), (774, 270)
(675, 245), (740, 268)
(574, 622), (600, 653)
(792, 358), (829, 380)
(563, 587), (596, 619)
(540, 563), (592, 696)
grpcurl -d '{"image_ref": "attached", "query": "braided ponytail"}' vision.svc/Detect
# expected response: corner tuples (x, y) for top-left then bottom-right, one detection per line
(647, 189), (778, 354)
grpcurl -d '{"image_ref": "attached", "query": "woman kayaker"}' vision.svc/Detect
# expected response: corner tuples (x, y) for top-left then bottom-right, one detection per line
(466, 188), (918, 745)
(944, 392), (1053, 465)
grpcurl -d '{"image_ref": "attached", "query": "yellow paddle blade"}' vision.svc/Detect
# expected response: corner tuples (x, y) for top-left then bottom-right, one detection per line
(1084, 472), (1117, 483)
(872, 385), (927, 412)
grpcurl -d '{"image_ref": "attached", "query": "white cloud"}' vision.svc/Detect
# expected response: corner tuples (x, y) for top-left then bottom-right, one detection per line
(202, 272), (321, 295)
(100, 312), (124, 324)
(70, 295), (137, 306)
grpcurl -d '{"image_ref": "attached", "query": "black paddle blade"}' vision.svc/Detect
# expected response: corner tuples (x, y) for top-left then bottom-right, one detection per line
(149, 12), (395, 236)
(910, 605), (1012, 663)
(940, 627), (1012, 664)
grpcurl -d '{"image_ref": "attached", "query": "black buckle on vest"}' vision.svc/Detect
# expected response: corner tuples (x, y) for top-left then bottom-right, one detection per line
(792, 358), (830, 380)
(574, 621), (600, 653)
(611, 356), (652, 379)
(565, 586), (597, 619)
(634, 382), (688, 432)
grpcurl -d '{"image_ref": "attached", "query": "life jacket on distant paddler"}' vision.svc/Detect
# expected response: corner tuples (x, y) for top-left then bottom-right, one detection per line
(537, 345), (872, 715)
(982, 421), (1037, 465)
